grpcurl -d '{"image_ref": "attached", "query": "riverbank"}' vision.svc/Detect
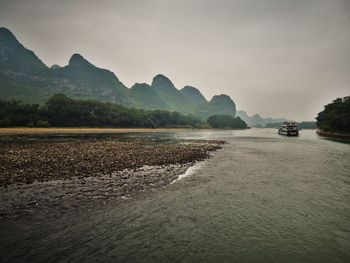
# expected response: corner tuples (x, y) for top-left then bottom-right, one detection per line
(316, 129), (350, 139)
(0, 127), (196, 135)
(0, 136), (224, 220)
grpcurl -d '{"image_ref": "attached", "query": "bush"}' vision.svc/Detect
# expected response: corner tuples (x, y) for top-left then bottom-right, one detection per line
(0, 94), (204, 128)
(37, 120), (50, 127)
(207, 115), (248, 129)
(316, 96), (350, 132)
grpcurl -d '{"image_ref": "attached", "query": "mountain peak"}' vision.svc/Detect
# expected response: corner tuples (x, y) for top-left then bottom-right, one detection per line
(0, 27), (20, 46)
(68, 53), (94, 67)
(182, 85), (199, 92)
(180, 86), (207, 105)
(153, 74), (170, 81)
(210, 94), (232, 103)
(0, 27), (48, 71)
(151, 74), (176, 90)
(131, 83), (151, 90)
(210, 94), (236, 114)
(51, 64), (61, 69)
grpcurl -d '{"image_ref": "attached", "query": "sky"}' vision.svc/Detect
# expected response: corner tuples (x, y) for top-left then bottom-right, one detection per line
(0, 0), (349, 121)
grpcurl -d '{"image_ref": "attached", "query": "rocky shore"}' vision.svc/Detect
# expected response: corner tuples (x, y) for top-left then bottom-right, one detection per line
(0, 136), (224, 220)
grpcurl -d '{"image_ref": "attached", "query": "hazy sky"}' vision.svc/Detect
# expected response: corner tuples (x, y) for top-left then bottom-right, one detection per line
(1, 0), (349, 120)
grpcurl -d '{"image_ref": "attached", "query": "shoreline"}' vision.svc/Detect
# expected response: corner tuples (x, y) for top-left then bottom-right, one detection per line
(0, 137), (224, 220)
(0, 127), (198, 135)
(316, 129), (350, 139)
(0, 127), (251, 135)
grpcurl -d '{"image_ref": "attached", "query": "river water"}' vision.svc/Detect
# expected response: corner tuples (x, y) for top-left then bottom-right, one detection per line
(1, 129), (350, 262)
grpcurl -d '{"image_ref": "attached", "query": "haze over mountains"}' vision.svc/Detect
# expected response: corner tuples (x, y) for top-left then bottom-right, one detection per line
(0, 27), (237, 120)
(236, 111), (287, 127)
(0, 27), (290, 125)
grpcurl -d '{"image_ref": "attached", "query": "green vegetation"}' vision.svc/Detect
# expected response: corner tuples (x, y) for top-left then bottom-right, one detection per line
(0, 95), (249, 129)
(316, 96), (350, 132)
(0, 100), (47, 127)
(0, 27), (236, 119)
(129, 83), (168, 111)
(0, 94), (203, 128)
(207, 115), (248, 129)
(180, 86), (207, 107)
(196, 95), (236, 120)
(299, 121), (317, 129)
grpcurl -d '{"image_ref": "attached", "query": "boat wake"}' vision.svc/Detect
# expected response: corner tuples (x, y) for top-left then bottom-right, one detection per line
(171, 161), (204, 184)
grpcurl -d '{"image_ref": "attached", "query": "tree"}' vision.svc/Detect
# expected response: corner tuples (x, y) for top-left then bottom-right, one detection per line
(1, 94), (205, 128)
(207, 115), (248, 129)
(316, 96), (350, 132)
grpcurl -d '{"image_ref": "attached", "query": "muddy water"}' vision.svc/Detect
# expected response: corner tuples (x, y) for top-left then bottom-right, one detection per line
(1, 129), (350, 262)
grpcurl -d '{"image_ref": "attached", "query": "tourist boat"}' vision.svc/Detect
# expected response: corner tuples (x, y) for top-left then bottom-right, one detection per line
(278, 121), (299, 136)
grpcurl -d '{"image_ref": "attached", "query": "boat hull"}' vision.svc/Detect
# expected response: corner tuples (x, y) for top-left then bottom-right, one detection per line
(278, 129), (299, 136)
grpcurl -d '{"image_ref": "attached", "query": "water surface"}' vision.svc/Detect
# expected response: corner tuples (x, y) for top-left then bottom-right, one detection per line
(1, 129), (350, 262)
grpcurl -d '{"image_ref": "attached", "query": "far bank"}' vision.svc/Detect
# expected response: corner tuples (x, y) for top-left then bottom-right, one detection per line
(0, 127), (251, 135)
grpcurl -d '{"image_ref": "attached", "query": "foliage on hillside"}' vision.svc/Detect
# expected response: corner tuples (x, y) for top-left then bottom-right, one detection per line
(299, 121), (318, 129)
(207, 115), (248, 129)
(0, 94), (203, 128)
(0, 100), (47, 127)
(196, 95), (237, 120)
(0, 27), (236, 119)
(316, 96), (350, 132)
(129, 83), (169, 110)
(0, 95), (250, 129)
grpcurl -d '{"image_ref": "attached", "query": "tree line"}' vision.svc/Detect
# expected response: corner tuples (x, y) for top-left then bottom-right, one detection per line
(316, 96), (350, 132)
(207, 115), (248, 129)
(0, 94), (248, 129)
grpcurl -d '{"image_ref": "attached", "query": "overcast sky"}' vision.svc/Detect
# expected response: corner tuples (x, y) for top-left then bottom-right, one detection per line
(0, 0), (349, 120)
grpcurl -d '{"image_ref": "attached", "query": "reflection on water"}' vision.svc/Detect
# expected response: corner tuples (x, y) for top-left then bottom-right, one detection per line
(318, 135), (350, 145)
(1, 129), (350, 262)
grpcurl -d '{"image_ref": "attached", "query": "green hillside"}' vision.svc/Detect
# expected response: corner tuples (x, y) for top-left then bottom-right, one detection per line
(0, 27), (236, 119)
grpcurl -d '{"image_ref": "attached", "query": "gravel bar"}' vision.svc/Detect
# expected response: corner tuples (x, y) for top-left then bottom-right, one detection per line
(0, 138), (224, 220)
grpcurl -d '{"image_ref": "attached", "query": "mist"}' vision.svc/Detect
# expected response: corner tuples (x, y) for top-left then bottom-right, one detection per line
(1, 0), (349, 120)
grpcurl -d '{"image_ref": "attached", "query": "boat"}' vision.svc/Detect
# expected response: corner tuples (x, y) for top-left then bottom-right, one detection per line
(278, 121), (299, 136)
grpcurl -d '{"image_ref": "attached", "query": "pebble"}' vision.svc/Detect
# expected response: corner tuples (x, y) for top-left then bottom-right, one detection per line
(0, 138), (223, 220)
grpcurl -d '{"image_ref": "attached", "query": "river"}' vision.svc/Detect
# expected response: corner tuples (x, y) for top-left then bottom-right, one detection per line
(1, 129), (350, 262)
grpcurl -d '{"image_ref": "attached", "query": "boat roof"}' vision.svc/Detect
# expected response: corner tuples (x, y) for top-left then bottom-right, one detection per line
(283, 121), (297, 125)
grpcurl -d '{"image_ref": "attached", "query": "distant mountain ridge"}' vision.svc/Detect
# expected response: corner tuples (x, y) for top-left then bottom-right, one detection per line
(236, 110), (287, 127)
(0, 27), (236, 119)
